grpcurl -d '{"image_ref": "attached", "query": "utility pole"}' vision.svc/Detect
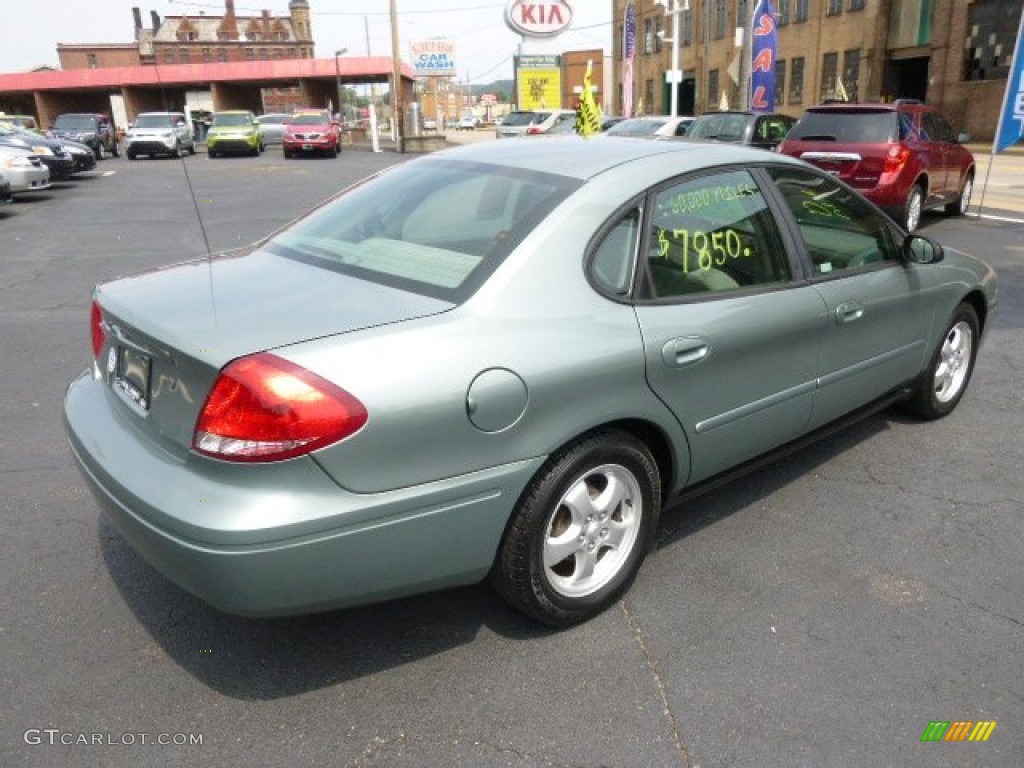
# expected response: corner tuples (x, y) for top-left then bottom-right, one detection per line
(389, 0), (403, 152)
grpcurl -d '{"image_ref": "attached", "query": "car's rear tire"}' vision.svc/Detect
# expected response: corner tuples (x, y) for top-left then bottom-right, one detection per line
(171, 142), (182, 159)
(905, 303), (979, 420)
(904, 184), (924, 232)
(95, 143), (105, 161)
(111, 142), (120, 158)
(491, 429), (661, 626)
(945, 173), (973, 216)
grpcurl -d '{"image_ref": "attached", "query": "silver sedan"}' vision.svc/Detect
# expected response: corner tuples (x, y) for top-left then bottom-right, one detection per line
(0, 145), (50, 193)
(65, 138), (996, 626)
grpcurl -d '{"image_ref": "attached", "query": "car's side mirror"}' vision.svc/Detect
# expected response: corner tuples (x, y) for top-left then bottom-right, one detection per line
(903, 234), (944, 264)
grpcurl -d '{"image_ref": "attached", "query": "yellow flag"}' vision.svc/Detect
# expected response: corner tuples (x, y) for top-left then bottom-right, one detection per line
(575, 61), (602, 137)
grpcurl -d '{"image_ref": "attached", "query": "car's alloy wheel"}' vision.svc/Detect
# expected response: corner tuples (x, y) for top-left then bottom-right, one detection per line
(906, 303), (979, 419)
(96, 143), (105, 160)
(904, 185), (923, 232)
(491, 430), (660, 626)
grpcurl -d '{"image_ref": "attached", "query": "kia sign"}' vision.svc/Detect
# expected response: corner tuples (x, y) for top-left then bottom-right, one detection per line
(505, 1), (573, 38)
(411, 39), (457, 77)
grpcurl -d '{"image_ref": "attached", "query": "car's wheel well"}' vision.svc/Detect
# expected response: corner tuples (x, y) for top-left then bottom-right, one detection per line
(576, 418), (678, 499)
(962, 289), (988, 335)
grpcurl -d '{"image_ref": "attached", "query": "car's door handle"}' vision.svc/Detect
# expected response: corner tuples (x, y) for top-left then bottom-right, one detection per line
(662, 336), (710, 367)
(835, 302), (865, 324)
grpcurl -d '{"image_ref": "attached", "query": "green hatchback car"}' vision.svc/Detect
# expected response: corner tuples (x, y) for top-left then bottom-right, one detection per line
(65, 139), (997, 627)
(206, 110), (263, 157)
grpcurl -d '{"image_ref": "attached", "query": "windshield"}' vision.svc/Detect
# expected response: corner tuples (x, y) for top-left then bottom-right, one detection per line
(687, 114), (749, 141)
(265, 158), (579, 303)
(53, 115), (97, 131)
(135, 114), (176, 129)
(787, 110), (901, 143)
(212, 113), (253, 127)
(289, 113), (330, 125)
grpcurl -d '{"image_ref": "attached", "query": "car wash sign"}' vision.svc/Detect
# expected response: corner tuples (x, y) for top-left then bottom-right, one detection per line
(505, 1), (573, 38)
(411, 39), (457, 77)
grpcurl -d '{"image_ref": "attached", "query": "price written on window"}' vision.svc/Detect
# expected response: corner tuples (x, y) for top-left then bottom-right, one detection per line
(658, 227), (753, 272)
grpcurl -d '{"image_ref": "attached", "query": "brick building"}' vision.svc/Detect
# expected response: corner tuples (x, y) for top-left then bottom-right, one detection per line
(611, 0), (1020, 141)
(57, 0), (314, 70)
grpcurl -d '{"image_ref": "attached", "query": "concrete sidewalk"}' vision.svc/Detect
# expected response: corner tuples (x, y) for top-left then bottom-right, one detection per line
(969, 144), (1024, 218)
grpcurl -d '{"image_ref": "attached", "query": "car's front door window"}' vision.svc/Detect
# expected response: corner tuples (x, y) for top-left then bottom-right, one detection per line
(767, 166), (899, 275)
(644, 169), (791, 299)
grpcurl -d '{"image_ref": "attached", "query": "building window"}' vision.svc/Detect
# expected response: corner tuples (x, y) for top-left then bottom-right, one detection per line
(775, 59), (786, 106)
(217, 48), (227, 62)
(164, 51), (175, 64)
(616, 25), (623, 60)
(644, 19), (653, 55)
(180, 48), (190, 63)
(738, 0), (749, 26)
(789, 57), (804, 104)
(965, 0), (1023, 81)
(842, 49), (860, 101)
(708, 69), (720, 111)
(288, 47), (297, 58)
(795, 0), (809, 23)
(848, 0), (866, 10)
(202, 47), (214, 62)
(715, 0), (727, 39)
(820, 52), (839, 101)
(777, 0), (790, 26)
(86, 53), (98, 68)
(260, 48), (269, 60)
(245, 47), (255, 59)
(645, 78), (655, 115)
(683, 9), (694, 46)
(827, 0), (842, 16)
(655, 18), (663, 54)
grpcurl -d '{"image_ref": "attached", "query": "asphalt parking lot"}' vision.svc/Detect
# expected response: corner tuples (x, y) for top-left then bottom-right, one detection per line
(2, 143), (1022, 768)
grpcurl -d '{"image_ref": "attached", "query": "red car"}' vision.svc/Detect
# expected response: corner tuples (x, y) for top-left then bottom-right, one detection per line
(282, 110), (341, 158)
(777, 101), (975, 232)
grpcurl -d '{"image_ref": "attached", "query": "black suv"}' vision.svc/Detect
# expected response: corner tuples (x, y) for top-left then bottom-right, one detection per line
(49, 113), (119, 160)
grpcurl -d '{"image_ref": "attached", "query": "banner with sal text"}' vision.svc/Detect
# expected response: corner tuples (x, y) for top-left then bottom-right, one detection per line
(749, 0), (777, 112)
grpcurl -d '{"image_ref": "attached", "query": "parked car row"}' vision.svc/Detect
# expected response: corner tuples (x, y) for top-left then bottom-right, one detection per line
(496, 99), (974, 231)
(0, 122), (94, 202)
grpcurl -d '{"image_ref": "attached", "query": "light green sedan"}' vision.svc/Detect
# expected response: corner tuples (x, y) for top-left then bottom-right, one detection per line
(206, 110), (263, 157)
(64, 138), (997, 626)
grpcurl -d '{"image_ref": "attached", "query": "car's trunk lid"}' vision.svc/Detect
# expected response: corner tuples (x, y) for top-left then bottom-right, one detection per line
(94, 248), (452, 458)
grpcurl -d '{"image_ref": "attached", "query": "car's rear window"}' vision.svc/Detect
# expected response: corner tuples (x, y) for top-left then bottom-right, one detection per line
(265, 158), (580, 303)
(608, 118), (666, 135)
(502, 112), (538, 127)
(787, 110), (902, 143)
(290, 113), (330, 125)
(686, 113), (749, 141)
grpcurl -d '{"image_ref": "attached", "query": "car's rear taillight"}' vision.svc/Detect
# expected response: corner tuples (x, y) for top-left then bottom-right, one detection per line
(193, 353), (367, 462)
(90, 300), (105, 359)
(883, 145), (911, 175)
(526, 125), (541, 134)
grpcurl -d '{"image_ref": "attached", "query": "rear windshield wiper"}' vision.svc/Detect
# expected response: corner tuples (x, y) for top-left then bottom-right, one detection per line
(794, 134), (837, 141)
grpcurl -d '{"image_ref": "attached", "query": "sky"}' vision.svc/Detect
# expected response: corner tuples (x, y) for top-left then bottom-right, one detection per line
(0, 0), (614, 84)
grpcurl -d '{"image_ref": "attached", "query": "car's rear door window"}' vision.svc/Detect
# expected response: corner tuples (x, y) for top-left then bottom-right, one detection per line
(788, 110), (899, 142)
(642, 169), (791, 298)
(767, 166), (899, 274)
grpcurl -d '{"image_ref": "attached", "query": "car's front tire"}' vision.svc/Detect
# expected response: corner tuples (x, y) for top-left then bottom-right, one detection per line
(491, 430), (661, 626)
(906, 303), (980, 420)
(95, 143), (105, 161)
(945, 173), (973, 216)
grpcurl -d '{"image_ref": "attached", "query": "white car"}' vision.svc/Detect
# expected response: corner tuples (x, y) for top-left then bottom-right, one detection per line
(458, 115), (477, 131)
(605, 116), (695, 138)
(0, 145), (51, 193)
(125, 112), (196, 159)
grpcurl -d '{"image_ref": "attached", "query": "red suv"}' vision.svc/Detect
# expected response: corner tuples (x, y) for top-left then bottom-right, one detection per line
(283, 110), (341, 158)
(777, 102), (974, 231)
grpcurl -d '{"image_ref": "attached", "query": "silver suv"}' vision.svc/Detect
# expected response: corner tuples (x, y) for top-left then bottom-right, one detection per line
(125, 112), (196, 159)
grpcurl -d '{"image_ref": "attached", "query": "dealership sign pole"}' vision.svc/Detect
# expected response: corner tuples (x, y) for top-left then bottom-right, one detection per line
(977, 11), (1024, 216)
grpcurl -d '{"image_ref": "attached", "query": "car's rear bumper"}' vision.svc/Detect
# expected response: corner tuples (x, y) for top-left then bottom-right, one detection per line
(64, 369), (539, 617)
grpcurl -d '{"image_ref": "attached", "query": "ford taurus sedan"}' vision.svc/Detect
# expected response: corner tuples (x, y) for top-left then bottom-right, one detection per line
(64, 138), (996, 626)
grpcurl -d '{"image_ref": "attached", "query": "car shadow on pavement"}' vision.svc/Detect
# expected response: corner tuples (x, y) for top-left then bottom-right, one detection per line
(655, 411), (892, 550)
(98, 519), (549, 699)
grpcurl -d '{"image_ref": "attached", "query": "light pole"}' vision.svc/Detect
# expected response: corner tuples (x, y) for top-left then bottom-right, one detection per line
(334, 47), (348, 120)
(656, 0), (688, 117)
